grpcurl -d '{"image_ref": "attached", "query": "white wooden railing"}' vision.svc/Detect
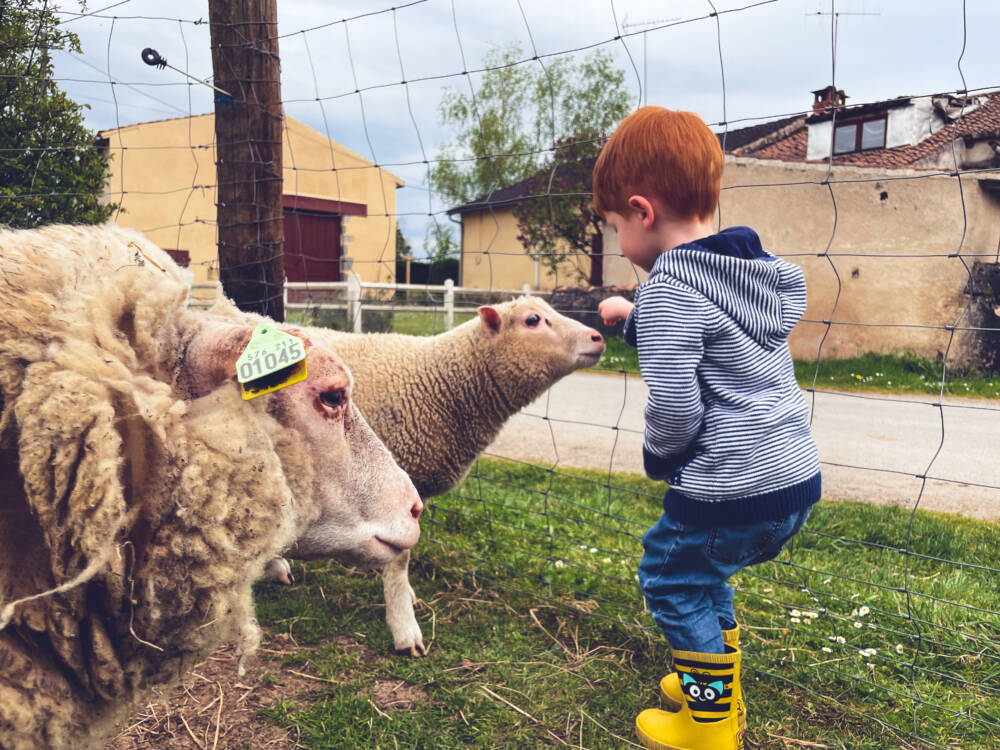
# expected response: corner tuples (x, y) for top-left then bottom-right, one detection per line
(187, 277), (534, 333)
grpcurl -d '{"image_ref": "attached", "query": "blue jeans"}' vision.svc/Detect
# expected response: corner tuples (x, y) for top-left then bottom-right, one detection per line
(638, 505), (813, 653)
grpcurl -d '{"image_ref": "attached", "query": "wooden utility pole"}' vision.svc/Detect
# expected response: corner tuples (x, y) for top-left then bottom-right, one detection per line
(208, 0), (285, 321)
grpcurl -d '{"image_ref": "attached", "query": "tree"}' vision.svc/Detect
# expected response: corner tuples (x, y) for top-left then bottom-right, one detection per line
(430, 45), (630, 285)
(424, 220), (458, 264)
(513, 132), (606, 286)
(431, 44), (630, 208)
(396, 226), (412, 259)
(430, 43), (536, 208)
(0, 1), (115, 228)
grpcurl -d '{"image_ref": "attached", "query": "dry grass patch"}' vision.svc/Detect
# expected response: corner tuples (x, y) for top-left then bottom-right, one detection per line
(107, 638), (323, 750)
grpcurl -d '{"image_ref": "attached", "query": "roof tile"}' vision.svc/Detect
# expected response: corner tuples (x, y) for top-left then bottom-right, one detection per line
(738, 91), (1000, 169)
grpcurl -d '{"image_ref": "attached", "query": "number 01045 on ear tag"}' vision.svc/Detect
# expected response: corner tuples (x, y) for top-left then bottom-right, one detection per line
(236, 325), (308, 400)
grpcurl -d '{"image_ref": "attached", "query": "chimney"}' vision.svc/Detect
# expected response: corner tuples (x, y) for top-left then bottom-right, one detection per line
(811, 86), (847, 114)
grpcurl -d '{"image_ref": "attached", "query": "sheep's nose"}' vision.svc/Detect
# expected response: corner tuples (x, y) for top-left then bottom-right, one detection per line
(591, 332), (604, 343)
(411, 495), (424, 520)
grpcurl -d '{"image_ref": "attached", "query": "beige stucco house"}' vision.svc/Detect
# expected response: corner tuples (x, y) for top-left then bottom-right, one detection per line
(97, 114), (403, 286)
(450, 88), (1000, 365)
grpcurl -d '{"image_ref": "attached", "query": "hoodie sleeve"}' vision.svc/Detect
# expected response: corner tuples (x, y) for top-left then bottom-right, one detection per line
(622, 305), (638, 347)
(635, 280), (708, 481)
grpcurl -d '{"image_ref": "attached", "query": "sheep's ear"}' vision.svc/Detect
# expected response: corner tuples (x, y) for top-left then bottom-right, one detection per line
(182, 324), (254, 396)
(478, 306), (502, 335)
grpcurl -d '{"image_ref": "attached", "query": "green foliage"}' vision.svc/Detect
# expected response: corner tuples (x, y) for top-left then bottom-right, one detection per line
(431, 44), (629, 284)
(431, 43), (536, 208)
(513, 132), (607, 284)
(0, 1), (115, 227)
(424, 219), (459, 263)
(431, 44), (630, 209)
(511, 50), (631, 284)
(395, 226), (412, 259)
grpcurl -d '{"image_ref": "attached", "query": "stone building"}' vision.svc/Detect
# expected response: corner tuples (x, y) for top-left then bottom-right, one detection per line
(450, 87), (1000, 366)
(98, 114), (403, 287)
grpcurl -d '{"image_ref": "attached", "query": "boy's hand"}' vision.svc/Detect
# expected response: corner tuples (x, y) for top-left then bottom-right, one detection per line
(598, 296), (634, 327)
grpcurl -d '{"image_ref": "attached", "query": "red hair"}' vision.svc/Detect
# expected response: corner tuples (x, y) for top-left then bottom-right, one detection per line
(592, 106), (723, 221)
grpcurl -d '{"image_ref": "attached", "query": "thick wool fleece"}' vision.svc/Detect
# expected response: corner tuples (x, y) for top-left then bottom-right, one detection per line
(304, 310), (568, 498)
(0, 225), (298, 750)
(308, 326), (531, 497)
(210, 298), (573, 499)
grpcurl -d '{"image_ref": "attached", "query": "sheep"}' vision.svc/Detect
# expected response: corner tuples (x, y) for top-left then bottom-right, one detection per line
(251, 296), (606, 655)
(0, 224), (422, 750)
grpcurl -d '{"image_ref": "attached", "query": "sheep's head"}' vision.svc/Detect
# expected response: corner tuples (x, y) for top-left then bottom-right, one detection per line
(181, 321), (422, 567)
(477, 296), (605, 383)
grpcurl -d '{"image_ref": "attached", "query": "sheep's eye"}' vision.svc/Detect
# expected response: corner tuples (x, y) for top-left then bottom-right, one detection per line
(525, 314), (541, 327)
(319, 390), (345, 409)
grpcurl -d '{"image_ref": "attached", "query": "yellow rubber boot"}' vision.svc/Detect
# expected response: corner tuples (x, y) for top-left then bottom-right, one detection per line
(637, 645), (744, 750)
(659, 624), (744, 733)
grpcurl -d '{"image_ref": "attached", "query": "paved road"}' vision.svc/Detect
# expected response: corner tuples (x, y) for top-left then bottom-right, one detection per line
(487, 371), (1000, 521)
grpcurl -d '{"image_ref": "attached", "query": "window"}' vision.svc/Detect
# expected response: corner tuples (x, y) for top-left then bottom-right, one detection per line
(834, 124), (857, 154)
(833, 115), (887, 154)
(861, 118), (887, 150)
(163, 249), (191, 267)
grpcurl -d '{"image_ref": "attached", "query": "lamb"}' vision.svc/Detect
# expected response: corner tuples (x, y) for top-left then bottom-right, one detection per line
(255, 296), (606, 654)
(0, 224), (422, 750)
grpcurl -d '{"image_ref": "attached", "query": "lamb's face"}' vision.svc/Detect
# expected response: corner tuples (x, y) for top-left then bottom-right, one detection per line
(480, 297), (606, 380)
(268, 345), (423, 566)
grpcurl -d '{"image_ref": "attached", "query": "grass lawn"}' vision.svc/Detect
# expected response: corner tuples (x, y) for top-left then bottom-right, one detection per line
(254, 459), (1000, 749)
(391, 310), (477, 336)
(591, 340), (1000, 400)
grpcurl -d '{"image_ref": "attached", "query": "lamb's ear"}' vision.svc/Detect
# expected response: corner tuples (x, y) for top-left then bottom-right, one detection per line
(478, 306), (502, 335)
(181, 324), (253, 396)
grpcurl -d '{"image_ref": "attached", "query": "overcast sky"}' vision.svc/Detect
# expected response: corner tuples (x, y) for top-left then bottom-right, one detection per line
(52, 0), (1000, 257)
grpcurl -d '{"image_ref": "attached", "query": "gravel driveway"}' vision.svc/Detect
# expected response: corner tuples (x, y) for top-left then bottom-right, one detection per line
(487, 371), (1000, 521)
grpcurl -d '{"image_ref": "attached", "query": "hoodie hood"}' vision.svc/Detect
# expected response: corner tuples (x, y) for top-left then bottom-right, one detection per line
(651, 226), (807, 350)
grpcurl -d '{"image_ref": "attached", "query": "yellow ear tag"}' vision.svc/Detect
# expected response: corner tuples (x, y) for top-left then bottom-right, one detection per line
(236, 324), (308, 400)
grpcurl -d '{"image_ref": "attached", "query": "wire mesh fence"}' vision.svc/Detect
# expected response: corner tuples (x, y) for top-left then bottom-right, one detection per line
(4, 0), (1000, 746)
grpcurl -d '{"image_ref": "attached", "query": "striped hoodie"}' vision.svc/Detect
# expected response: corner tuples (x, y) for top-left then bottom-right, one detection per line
(624, 226), (821, 525)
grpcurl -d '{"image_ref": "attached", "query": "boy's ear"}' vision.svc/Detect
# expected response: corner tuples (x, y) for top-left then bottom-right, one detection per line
(627, 195), (656, 230)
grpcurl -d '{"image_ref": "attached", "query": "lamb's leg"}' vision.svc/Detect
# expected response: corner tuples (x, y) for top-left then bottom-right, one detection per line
(263, 557), (294, 585)
(383, 548), (425, 656)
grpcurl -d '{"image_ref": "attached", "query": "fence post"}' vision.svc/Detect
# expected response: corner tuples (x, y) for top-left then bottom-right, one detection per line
(347, 273), (363, 333)
(208, 0), (285, 321)
(444, 278), (455, 330)
(522, 283), (532, 297)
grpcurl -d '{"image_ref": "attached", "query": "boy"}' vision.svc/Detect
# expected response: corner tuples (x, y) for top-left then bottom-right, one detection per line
(595, 107), (821, 750)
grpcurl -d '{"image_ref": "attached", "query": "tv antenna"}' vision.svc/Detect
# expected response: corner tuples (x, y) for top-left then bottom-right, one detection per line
(622, 16), (681, 107)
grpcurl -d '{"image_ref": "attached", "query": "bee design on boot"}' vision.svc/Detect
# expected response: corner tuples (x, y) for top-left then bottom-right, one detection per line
(681, 672), (725, 704)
